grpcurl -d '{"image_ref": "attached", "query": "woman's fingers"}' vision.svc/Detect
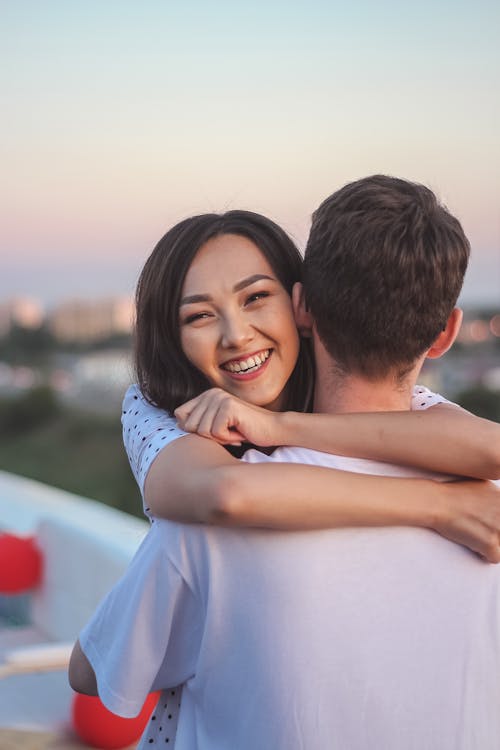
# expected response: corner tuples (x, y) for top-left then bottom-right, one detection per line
(175, 389), (243, 444)
(197, 399), (238, 443)
(175, 388), (279, 446)
(200, 392), (246, 444)
(180, 399), (212, 434)
(175, 390), (216, 423)
(209, 399), (247, 444)
(175, 389), (222, 427)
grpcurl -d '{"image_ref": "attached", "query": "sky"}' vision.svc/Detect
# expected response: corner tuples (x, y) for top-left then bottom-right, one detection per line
(2, 0), (499, 309)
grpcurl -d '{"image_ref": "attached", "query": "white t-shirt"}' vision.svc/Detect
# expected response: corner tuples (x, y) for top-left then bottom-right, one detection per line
(80, 447), (500, 750)
(122, 383), (448, 506)
(120, 382), (450, 747)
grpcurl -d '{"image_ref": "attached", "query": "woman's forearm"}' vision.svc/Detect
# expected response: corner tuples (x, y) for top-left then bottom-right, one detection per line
(201, 464), (500, 563)
(174, 388), (500, 480)
(274, 406), (500, 480)
(210, 462), (439, 530)
(145, 434), (438, 528)
(145, 434), (500, 561)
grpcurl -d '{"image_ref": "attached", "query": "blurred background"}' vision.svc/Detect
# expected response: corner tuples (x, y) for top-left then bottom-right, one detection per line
(1, 0), (499, 518)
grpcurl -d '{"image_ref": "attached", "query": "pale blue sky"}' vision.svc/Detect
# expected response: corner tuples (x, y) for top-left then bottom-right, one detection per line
(2, 0), (499, 307)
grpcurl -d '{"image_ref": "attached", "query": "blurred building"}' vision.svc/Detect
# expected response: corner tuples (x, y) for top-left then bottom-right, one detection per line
(0, 298), (44, 336)
(457, 311), (500, 344)
(48, 296), (134, 343)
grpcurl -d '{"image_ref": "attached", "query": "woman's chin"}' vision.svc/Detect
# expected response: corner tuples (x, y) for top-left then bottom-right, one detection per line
(214, 379), (285, 412)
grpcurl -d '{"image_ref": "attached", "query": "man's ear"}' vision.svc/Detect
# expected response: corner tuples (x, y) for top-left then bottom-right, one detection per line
(426, 308), (463, 360)
(292, 282), (313, 337)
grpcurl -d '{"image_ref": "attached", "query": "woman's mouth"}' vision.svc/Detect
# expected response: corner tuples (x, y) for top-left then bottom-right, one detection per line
(221, 349), (272, 377)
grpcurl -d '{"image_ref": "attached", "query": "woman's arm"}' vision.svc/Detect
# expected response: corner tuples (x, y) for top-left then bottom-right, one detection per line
(145, 432), (500, 562)
(273, 404), (500, 480)
(123, 385), (500, 561)
(175, 387), (500, 480)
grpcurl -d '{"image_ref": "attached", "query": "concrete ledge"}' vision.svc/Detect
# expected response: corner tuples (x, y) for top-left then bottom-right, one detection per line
(0, 471), (149, 639)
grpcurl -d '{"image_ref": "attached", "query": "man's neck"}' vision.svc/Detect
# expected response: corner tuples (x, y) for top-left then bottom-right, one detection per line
(312, 336), (421, 414)
(313, 372), (415, 414)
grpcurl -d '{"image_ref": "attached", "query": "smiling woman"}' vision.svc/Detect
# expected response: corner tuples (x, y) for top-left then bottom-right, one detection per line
(179, 233), (300, 412)
(134, 211), (314, 419)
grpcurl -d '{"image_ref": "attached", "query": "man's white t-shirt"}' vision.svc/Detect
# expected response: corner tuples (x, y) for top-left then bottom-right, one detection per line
(80, 446), (500, 750)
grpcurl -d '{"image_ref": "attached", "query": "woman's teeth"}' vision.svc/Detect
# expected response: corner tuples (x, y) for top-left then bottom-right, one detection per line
(224, 349), (270, 374)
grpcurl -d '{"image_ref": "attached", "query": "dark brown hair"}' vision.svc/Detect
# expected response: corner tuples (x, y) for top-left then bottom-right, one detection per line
(303, 175), (470, 378)
(135, 210), (314, 413)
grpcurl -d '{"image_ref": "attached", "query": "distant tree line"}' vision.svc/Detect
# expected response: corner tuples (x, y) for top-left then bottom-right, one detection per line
(0, 386), (141, 517)
(0, 324), (132, 365)
(454, 386), (500, 422)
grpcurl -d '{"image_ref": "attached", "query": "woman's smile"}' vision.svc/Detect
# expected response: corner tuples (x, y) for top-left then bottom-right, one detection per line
(179, 234), (300, 411)
(221, 348), (272, 377)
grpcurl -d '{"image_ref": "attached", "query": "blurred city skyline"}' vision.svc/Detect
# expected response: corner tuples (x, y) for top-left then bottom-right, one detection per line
(2, 0), (499, 307)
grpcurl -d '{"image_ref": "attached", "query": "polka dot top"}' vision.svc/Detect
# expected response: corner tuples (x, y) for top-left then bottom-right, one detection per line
(122, 383), (450, 518)
(121, 385), (188, 517)
(138, 688), (180, 748)
(410, 385), (450, 411)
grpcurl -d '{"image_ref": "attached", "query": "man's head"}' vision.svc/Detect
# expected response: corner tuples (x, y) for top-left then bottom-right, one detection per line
(302, 175), (470, 380)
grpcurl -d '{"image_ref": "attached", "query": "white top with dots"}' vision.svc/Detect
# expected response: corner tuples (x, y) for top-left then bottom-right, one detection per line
(122, 383), (449, 510)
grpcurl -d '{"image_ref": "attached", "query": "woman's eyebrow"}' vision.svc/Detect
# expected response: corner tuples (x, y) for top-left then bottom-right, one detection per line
(180, 293), (211, 306)
(233, 274), (275, 292)
(181, 274), (276, 306)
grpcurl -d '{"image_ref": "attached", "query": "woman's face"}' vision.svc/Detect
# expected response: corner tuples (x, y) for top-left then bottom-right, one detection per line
(179, 233), (300, 411)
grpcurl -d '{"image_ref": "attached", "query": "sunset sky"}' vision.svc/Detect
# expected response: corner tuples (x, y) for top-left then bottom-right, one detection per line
(2, 0), (499, 308)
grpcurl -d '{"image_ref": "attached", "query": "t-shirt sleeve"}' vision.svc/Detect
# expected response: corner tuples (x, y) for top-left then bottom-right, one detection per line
(79, 522), (201, 718)
(122, 385), (188, 513)
(411, 384), (453, 410)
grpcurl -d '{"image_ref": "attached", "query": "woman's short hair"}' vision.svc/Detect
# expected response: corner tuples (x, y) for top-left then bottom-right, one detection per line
(135, 210), (314, 414)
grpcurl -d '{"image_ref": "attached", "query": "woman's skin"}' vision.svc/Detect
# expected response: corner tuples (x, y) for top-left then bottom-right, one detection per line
(143, 232), (500, 562)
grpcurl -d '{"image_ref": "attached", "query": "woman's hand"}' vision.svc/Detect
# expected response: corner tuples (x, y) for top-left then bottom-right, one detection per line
(174, 388), (283, 447)
(434, 479), (500, 562)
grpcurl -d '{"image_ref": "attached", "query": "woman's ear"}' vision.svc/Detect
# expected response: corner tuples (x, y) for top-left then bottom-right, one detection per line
(426, 308), (463, 360)
(292, 282), (313, 337)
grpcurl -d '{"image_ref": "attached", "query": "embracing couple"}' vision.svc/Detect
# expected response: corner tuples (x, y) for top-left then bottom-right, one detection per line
(70, 175), (500, 749)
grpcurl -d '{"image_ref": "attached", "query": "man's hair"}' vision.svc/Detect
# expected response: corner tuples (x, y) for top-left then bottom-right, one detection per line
(303, 175), (470, 379)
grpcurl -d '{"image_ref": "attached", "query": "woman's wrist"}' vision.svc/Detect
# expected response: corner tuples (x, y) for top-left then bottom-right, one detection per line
(424, 480), (453, 532)
(272, 411), (302, 447)
(397, 479), (445, 530)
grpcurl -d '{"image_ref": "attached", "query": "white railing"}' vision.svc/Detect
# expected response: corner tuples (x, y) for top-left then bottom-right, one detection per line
(0, 471), (147, 640)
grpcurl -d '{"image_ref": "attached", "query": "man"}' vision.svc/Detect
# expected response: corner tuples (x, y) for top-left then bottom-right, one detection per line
(70, 176), (500, 748)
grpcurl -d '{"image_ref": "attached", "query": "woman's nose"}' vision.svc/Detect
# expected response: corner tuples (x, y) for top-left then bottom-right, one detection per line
(220, 312), (254, 349)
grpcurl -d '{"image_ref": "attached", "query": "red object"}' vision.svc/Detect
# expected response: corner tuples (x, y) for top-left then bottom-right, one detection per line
(0, 533), (43, 593)
(72, 692), (160, 749)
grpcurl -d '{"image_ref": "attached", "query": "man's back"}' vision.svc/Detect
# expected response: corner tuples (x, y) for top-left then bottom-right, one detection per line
(82, 450), (500, 750)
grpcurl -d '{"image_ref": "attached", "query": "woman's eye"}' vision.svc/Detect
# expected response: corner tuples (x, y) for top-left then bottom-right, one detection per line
(184, 312), (212, 324)
(245, 291), (270, 305)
